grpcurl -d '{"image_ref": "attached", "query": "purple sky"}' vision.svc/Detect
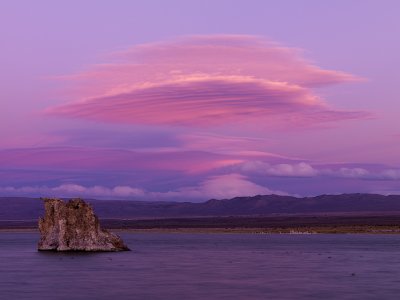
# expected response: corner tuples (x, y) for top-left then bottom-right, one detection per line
(1, 0), (400, 201)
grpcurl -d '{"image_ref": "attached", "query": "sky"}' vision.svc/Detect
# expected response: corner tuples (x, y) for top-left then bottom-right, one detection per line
(1, 0), (400, 201)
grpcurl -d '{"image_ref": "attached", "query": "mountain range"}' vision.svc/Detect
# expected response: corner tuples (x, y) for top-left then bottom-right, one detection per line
(1, 193), (400, 221)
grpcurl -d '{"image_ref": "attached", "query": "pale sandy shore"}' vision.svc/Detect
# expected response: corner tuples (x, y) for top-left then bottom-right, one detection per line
(113, 226), (400, 234)
(2, 227), (399, 234)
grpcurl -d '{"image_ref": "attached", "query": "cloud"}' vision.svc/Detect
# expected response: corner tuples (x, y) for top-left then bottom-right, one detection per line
(381, 169), (400, 180)
(177, 132), (292, 158)
(266, 162), (318, 177)
(0, 146), (246, 173)
(0, 174), (286, 201)
(112, 35), (356, 87)
(51, 126), (182, 149)
(48, 35), (368, 128)
(335, 167), (370, 178)
(239, 161), (318, 177)
(237, 161), (400, 181)
(0, 184), (145, 199)
(153, 173), (287, 200)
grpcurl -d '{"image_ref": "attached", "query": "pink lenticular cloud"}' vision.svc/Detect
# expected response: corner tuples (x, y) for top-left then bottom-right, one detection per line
(113, 35), (357, 87)
(48, 35), (368, 128)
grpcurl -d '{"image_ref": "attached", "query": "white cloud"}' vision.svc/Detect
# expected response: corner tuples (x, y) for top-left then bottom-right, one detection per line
(2, 165), (399, 201)
(335, 167), (370, 178)
(0, 174), (287, 201)
(239, 161), (318, 177)
(0, 184), (145, 199)
(237, 160), (400, 182)
(154, 173), (287, 200)
(381, 169), (400, 180)
(265, 162), (318, 177)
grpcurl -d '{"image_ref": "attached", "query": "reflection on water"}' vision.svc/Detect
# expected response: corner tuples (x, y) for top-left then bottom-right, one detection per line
(1, 232), (400, 299)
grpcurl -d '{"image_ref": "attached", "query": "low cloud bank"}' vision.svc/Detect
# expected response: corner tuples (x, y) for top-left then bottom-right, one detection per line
(238, 161), (400, 180)
(0, 174), (285, 201)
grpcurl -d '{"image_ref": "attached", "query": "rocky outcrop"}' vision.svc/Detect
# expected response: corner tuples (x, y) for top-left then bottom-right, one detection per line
(38, 198), (129, 251)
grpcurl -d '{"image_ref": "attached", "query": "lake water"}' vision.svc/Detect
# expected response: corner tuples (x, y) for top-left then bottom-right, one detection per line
(1, 232), (400, 299)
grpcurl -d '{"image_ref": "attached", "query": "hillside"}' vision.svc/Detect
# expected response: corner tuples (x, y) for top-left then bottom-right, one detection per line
(1, 193), (400, 221)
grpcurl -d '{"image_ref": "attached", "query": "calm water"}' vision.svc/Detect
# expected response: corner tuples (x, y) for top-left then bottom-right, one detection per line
(1, 233), (400, 299)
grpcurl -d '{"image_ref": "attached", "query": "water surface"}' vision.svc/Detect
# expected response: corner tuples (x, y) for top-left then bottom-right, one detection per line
(1, 232), (400, 299)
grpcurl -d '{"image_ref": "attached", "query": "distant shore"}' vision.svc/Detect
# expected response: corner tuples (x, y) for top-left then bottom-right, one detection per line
(1, 227), (400, 234)
(1, 214), (400, 234)
(114, 226), (400, 234)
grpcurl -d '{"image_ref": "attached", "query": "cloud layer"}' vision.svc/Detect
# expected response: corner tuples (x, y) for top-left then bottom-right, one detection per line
(0, 146), (257, 173)
(48, 35), (367, 128)
(154, 173), (286, 200)
(0, 174), (283, 201)
(2, 35), (383, 200)
(1, 184), (145, 199)
(1, 144), (399, 200)
(237, 160), (400, 180)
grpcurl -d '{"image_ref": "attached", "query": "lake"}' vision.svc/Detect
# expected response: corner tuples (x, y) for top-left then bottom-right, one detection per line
(1, 232), (400, 299)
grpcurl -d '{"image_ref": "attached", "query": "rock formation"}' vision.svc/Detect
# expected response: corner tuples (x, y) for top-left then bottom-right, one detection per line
(38, 198), (129, 251)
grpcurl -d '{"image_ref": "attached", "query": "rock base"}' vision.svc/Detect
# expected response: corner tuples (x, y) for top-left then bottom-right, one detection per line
(38, 198), (130, 252)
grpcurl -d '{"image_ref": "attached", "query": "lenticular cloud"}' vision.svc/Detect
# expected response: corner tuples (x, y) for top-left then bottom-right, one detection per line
(48, 35), (367, 127)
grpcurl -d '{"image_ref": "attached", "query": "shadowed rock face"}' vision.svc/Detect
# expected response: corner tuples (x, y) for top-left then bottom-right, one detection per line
(38, 198), (129, 252)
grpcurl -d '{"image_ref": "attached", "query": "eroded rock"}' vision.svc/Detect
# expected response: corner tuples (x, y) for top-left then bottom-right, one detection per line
(38, 198), (129, 251)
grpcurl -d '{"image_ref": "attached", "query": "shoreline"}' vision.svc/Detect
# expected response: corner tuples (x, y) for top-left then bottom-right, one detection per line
(2, 226), (400, 234)
(2, 214), (400, 234)
(114, 226), (400, 234)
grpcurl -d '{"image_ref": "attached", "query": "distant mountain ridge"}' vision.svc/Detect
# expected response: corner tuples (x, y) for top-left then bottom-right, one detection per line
(1, 193), (400, 221)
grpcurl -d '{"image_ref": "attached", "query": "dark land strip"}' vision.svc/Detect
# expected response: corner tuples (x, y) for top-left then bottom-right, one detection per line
(2, 215), (400, 233)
